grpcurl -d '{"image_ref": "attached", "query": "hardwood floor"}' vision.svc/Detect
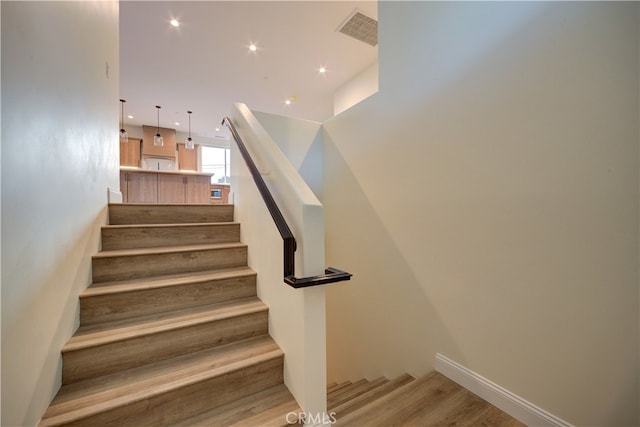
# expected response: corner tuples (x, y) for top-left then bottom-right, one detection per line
(328, 372), (525, 427)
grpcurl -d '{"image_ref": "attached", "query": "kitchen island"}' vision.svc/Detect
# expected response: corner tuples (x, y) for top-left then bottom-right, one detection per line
(120, 168), (213, 204)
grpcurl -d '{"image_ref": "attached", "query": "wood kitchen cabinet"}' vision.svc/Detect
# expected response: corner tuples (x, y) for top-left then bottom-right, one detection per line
(210, 184), (230, 204)
(120, 137), (141, 167)
(120, 170), (158, 203)
(157, 174), (185, 204)
(185, 175), (211, 204)
(142, 125), (177, 158)
(178, 143), (199, 171)
(120, 170), (212, 204)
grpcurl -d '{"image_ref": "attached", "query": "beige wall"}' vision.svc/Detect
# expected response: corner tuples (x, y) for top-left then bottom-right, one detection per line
(324, 2), (639, 425)
(1, 2), (120, 425)
(253, 110), (323, 200)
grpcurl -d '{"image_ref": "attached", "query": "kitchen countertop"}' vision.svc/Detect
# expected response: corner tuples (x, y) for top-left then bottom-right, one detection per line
(120, 167), (213, 177)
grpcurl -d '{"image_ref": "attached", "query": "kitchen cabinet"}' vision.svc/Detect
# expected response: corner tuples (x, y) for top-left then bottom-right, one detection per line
(142, 125), (176, 158)
(157, 174), (185, 203)
(120, 137), (141, 167)
(120, 169), (212, 204)
(185, 175), (211, 204)
(210, 184), (230, 205)
(178, 143), (199, 171)
(120, 170), (158, 203)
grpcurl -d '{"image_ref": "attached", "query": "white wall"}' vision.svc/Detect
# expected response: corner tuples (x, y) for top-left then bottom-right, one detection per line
(333, 61), (378, 117)
(323, 2), (639, 426)
(1, 2), (120, 425)
(253, 110), (323, 200)
(230, 104), (327, 418)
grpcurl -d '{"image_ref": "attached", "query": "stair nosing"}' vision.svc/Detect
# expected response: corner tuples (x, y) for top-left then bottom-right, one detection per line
(109, 203), (233, 207)
(40, 347), (282, 427)
(92, 242), (247, 259)
(102, 222), (241, 230)
(81, 267), (256, 298)
(63, 299), (267, 353)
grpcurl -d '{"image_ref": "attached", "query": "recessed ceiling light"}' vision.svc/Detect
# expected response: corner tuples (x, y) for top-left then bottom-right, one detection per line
(170, 19), (180, 27)
(319, 67), (326, 73)
(174, 122), (180, 126)
(127, 115), (134, 119)
(249, 44), (257, 52)
(285, 99), (291, 105)
(215, 127), (220, 132)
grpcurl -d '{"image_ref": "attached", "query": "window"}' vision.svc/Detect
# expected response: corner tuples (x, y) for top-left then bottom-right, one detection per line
(201, 146), (230, 184)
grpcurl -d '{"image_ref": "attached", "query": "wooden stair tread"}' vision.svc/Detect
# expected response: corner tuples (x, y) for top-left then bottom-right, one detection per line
(328, 377), (388, 409)
(329, 374), (413, 419)
(102, 221), (241, 230)
(41, 336), (282, 426)
(327, 379), (368, 402)
(114, 206), (233, 209)
(402, 385), (484, 426)
(335, 371), (453, 426)
(174, 384), (299, 427)
(328, 379), (365, 397)
(93, 242), (247, 259)
(101, 222), (241, 250)
(82, 266), (256, 295)
(64, 297), (266, 352)
(327, 381), (352, 396)
(227, 399), (301, 427)
(108, 203), (234, 225)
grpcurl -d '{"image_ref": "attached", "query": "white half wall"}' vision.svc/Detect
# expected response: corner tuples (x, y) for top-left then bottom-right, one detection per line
(1, 2), (120, 425)
(252, 110), (323, 201)
(229, 104), (327, 418)
(323, 2), (639, 426)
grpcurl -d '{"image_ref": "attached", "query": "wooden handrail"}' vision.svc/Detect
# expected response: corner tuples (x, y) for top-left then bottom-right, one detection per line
(222, 116), (352, 288)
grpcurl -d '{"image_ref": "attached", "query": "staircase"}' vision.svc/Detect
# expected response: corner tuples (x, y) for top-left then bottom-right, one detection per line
(39, 204), (301, 427)
(40, 204), (525, 427)
(328, 372), (525, 427)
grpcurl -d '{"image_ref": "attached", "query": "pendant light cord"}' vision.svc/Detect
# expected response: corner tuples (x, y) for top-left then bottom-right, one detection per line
(156, 105), (161, 135)
(120, 99), (126, 130)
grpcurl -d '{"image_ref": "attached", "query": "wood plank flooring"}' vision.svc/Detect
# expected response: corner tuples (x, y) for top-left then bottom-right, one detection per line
(328, 372), (525, 427)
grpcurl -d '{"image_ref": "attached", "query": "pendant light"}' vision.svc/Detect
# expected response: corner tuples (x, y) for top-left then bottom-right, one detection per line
(119, 99), (128, 143)
(185, 110), (195, 150)
(154, 105), (164, 147)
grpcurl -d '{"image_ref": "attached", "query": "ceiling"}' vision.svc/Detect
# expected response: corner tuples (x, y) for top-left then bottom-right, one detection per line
(120, 1), (378, 141)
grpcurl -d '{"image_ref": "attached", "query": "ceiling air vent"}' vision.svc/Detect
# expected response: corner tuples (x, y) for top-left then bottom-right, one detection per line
(337, 10), (378, 47)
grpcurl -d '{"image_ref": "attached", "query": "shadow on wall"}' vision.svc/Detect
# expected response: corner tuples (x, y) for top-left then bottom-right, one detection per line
(2, 207), (107, 426)
(298, 129), (323, 202)
(323, 129), (463, 383)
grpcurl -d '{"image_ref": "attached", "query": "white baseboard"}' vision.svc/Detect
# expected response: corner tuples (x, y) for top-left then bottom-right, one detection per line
(107, 188), (123, 204)
(435, 353), (573, 427)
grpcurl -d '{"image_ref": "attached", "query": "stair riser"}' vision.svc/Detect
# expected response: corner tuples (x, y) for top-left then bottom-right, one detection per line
(62, 310), (268, 384)
(60, 356), (284, 427)
(109, 204), (234, 225)
(101, 224), (241, 250)
(92, 247), (247, 282)
(81, 275), (257, 325)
